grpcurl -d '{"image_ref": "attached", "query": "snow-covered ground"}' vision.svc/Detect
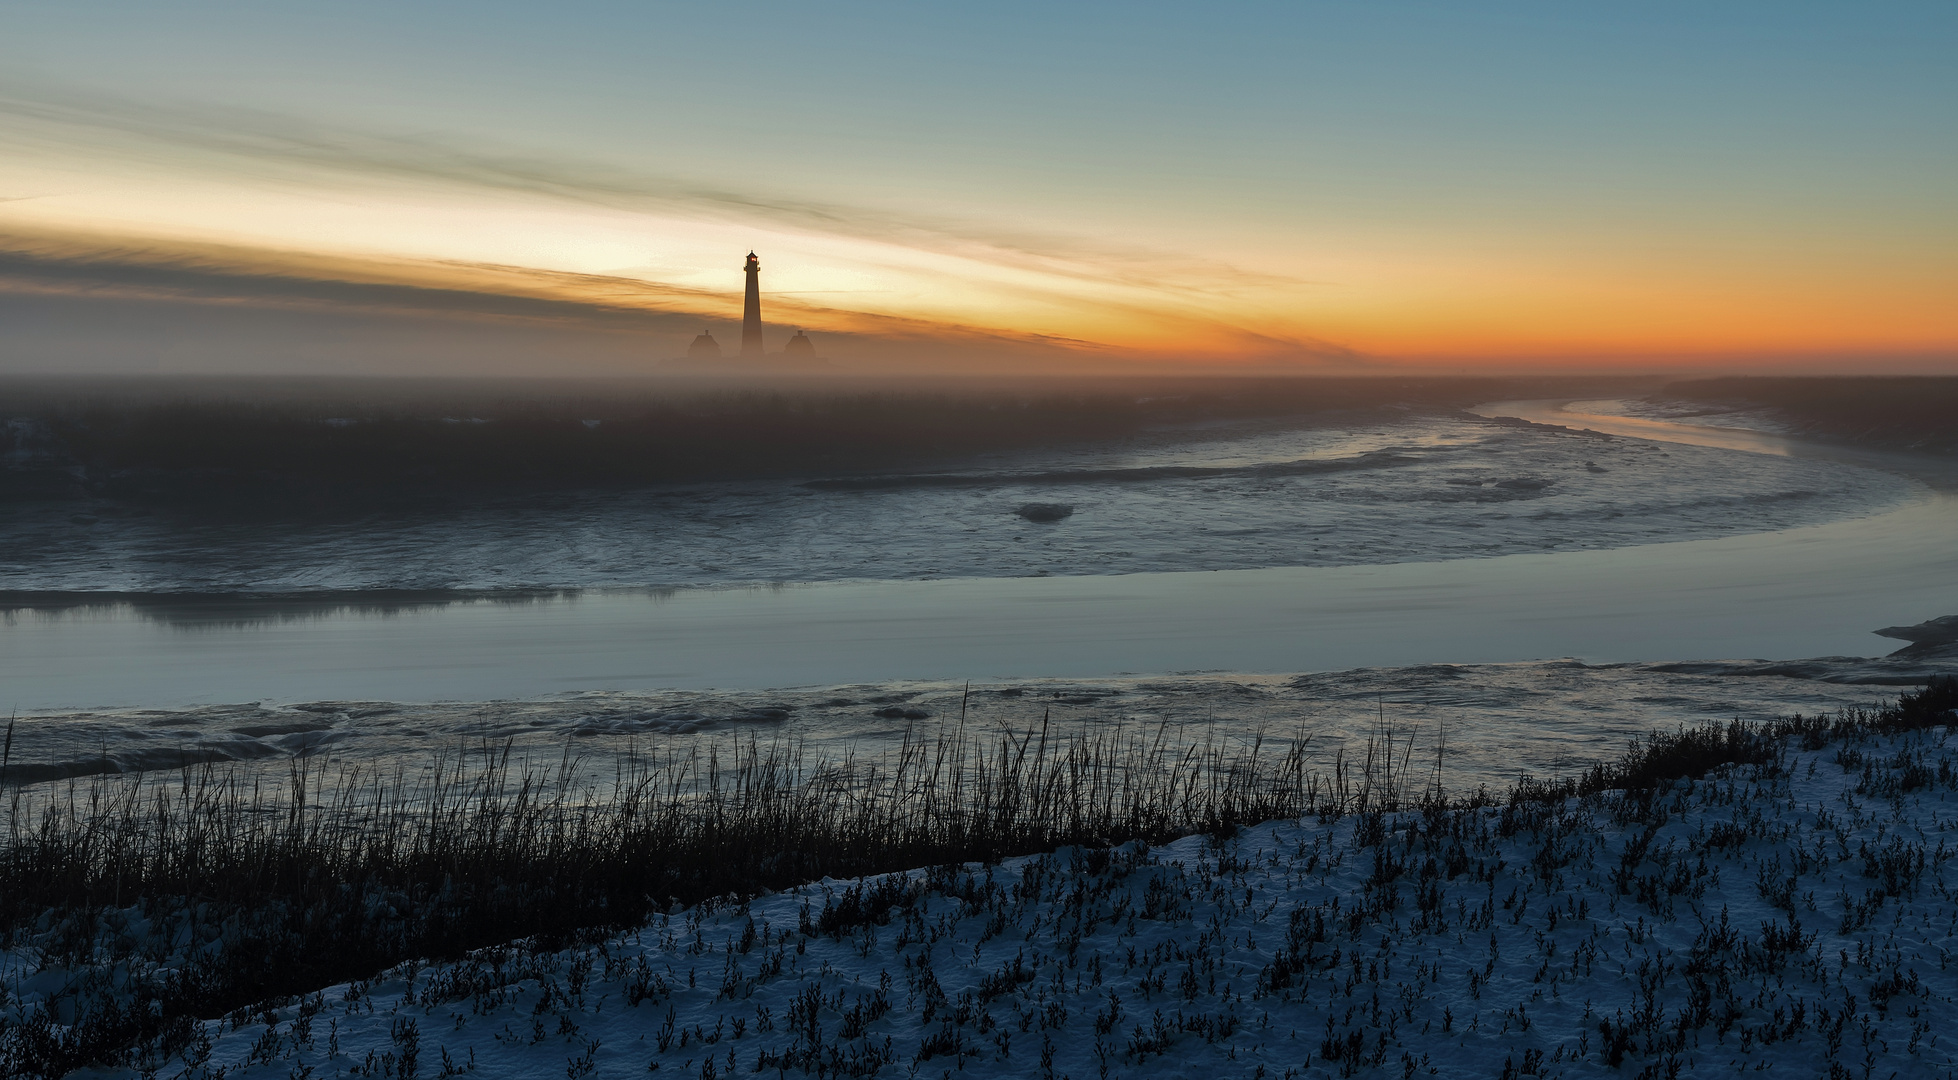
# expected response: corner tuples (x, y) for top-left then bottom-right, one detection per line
(33, 722), (1951, 1079)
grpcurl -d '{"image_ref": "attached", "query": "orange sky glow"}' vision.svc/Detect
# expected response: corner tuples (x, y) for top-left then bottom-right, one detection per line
(2, 5), (1953, 376)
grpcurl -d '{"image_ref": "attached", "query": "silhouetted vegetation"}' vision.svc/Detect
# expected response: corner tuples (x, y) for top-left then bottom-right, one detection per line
(2, 680), (1949, 1074)
(0, 720), (1327, 1074)
(1507, 676), (1956, 807)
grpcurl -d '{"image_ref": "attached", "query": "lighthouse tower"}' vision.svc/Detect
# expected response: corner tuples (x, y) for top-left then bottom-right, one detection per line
(741, 251), (763, 357)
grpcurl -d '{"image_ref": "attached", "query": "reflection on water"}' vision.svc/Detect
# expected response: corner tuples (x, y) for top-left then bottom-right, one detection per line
(0, 408), (1917, 594)
(1482, 399), (1958, 492)
(3, 489), (1955, 710)
(1475, 400), (1796, 457)
(1, 401), (1952, 712)
(4, 588), (618, 629)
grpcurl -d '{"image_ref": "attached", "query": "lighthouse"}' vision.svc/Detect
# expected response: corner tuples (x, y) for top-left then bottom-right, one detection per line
(741, 251), (763, 357)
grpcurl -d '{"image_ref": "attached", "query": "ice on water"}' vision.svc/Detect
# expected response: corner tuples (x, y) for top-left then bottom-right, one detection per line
(4, 658), (1925, 801)
(1, 407), (1939, 797)
(0, 412), (1918, 593)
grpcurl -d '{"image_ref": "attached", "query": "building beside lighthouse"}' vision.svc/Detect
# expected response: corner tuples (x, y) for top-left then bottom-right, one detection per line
(666, 252), (826, 369)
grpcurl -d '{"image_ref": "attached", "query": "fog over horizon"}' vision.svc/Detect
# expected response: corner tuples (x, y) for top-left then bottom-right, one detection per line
(2, 244), (1949, 379)
(4, 3), (1954, 376)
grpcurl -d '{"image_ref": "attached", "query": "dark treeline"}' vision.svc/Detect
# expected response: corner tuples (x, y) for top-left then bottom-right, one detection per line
(10, 374), (1953, 505)
(1, 374), (1645, 504)
(1662, 375), (1958, 457)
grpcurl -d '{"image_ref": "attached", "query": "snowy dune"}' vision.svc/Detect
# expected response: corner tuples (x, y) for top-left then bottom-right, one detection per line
(30, 723), (1953, 1079)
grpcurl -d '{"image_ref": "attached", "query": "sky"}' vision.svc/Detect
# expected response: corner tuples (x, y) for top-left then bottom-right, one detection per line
(0, 1), (1954, 376)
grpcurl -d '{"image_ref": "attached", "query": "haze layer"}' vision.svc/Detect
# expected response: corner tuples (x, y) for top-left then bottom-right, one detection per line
(2, 3), (1954, 374)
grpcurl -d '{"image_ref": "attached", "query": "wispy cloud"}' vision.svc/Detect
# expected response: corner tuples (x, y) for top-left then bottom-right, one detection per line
(0, 235), (691, 326)
(0, 84), (1307, 304)
(0, 82), (1366, 369)
(0, 226), (1363, 375)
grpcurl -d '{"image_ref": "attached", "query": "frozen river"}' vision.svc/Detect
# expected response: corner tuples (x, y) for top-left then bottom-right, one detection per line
(3, 401), (1953, 712)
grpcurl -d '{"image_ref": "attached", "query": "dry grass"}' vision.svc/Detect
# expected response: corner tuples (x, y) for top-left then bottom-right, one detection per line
(0, 715), (1328, 1074)
(1, 678), (1950, 1075)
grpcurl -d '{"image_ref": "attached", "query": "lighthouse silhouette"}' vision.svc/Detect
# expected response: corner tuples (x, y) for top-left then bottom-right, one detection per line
(741, 251), (763, 358)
